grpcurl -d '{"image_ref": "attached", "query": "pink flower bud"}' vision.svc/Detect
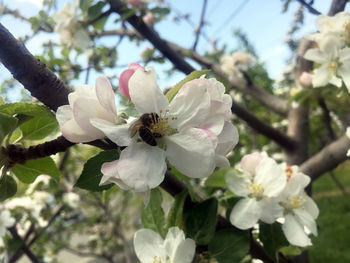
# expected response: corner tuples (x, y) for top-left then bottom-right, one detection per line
(240, 152), (267, 175)
(119, 63), (144, 99)
(143, 12), (155, 24)
(127, 0), (142, 7)
(299, 72), (313, 86)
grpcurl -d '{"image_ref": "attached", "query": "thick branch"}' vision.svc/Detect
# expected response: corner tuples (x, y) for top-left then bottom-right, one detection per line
(296, 0), (321, 15)
(328, 0), (347, 16)
(0, 23), (71, 111)
(300, 134), (350, 180)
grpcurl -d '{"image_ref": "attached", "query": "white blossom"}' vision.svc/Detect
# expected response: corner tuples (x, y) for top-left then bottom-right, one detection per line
(0, 210), (15, 237)
(133, 227), (195, 263)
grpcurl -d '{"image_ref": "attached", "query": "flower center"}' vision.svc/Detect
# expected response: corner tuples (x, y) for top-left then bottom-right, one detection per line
(281, 194), (306, 214)
(248, 182), (264, 200)
(149, 109), (177, 137)
(328, 61), (338, 71)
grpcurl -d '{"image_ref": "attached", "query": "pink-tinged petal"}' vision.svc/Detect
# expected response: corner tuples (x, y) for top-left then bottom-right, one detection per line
(165, 128), (215, 178)
(240, 152), (267, 176)
(68, 84), (95, 106)
(56, 105), (73, 126)
(119, 69), (134, 99)
(95, 76), (118, 116)
(229, 198), (261, 230)
(216, 121), (239, 155)
(169, 81), (211, 130)
(117, 142), (167, 192)
(72, 98), (108, 139)
(134, 229), (166, 263)
(255, 157), (286, 197)
(129, 67), (169, 114)
(283, 214), (312, 247)
(90, 118), (133, 146)
(100, 160), (131, 190)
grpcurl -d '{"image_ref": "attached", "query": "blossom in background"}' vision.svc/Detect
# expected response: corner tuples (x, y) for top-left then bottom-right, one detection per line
(52, 0), (90, 49)
(93, 66), (237, 202)
(56, 76), (122, 143)
(143, 12), (155, 25)
(220, 51), (256, 83)
(133, 227), (195, 263)
(346, 127), (350, 156)
(299, 72), (313, 86)
(304, 34), (350, 91)
(63, 192), (80, 209)
(226, 153), (286, 229)
(0, 210), (15, 237)
(275, 164), (319, 247)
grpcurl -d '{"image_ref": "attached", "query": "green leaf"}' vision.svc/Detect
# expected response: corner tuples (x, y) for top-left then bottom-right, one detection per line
(279, 245), (302, 257)
(0, 96), (4, 105)
(170, 166), (200, 202)
(11, 157), (60, 184)
(141, 189), (165, 236)
(92, 16), (108, 30)
(75, 150), (119, 191)
(166, 190), (188, 230)
(0, 175), (17, 201)
(88, 1), (106, 20)
(0, 103), (53, 117)
(259, 223), (289, 261)
(184, 198), (218, 245)
(80, 0), (92, 11)
(0, 113), (18, 143)
(208, 229), (250, 263)
(165, 70), (210, 101)
(20, 116), (58, 141)
(150, 7), (170, 15)
(205, 168), (231, 187)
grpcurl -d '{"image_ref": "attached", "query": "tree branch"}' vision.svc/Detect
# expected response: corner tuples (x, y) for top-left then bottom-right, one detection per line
(296, 0), (321, 15)
(328, 0), (347, 16)
(192, 0), (208, 51)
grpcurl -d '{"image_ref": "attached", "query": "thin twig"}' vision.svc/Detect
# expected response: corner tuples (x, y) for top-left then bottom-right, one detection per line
(296, 0), (321, 15)
(192, 0), (208, 51)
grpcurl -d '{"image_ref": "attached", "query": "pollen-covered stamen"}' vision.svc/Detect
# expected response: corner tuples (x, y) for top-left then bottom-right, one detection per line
(285, 166), (293, 181)
(247, 182), (264, 200)
(149, 109), (178, 136)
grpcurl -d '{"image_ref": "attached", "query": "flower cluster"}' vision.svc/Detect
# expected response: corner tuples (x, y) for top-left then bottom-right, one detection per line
(56, 65), (238, 203)
(304, 12), (350, 92)
(52, 0), (90, 50)
(133, 227), (195, 263)
(226, 152), (319, 247)
(220, 51), (256, 83)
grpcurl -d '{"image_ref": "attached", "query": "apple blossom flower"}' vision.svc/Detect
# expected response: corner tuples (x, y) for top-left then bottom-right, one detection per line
(133, 227), (195, 263)
(0, 210), (15, 237)
(56, 76), (121, 143)
(93, 67), (237, 201)
(127, 0), (142, 7)
(304, 34), (350, 91)
(143, 12), (155, 25)
(226, 154), (286, 229)
(52, 0), (90, 49)
(63, 192), (80, 209)
(275, 165), (319, 247)
(299, 72), (313, 86)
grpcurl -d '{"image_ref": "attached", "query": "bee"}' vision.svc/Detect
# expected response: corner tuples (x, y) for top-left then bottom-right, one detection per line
(129, 113), (162, 146)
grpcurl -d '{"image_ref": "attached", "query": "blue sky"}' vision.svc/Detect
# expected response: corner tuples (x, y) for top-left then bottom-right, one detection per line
(0, 0), (342, 101)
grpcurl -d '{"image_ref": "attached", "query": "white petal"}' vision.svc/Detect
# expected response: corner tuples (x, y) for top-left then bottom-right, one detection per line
(229, 198), (262, 230)
(172, 238), (196, 263)
(129, 67), (169, 114)
(225, 170), (250, 197)
(164, 227), (185, 260)
(329, 76), (342, 87)
(165, 128), (215, 178)
(312, 65), (332, 87)
(59, 115), (95, 143)
(100, 160), (131, 190)
(283, 214), (312, 247)
(294, 208), (318, 236)
(304, 195), (319, 219)
(90, 118), (133, 146)
(304, 48), (329, 64)
(169, 80), (211, 130)
(338, 65), (350, 92)
(255, 158), (286, 197)
(56, 105), (73, 126)
(134, 229), (166, 263)
(215, 154), (230, 168)
(260, 198), (282, 224)
(68, 84), (96, 106)
(215, 121), (239, 155)
(95, 76), (118, 116)
(117, 142), (167, 192)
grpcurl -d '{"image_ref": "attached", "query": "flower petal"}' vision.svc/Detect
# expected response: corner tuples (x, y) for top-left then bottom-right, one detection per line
(117, 142), (167, 192)
(304, 195), (319, 219)
(100, 160), (131, 190)
(172, 238), (196, 263)
(165, 128), (215, 178)
(95, 76), (118, 116)
(229, 198), (262, 230)
(129, 67), (169, 114)
(304, 48), (329, 64)
(164, 227), (185, 260)
(90, 118), (133, 146)
(282, 214), (312, 247)
(134, 229), (166, 263)
(216, 121), (239, 155)
(312, 65), (332, 87)
(225, 170), (251, 197)
(294, 208), (318, 236)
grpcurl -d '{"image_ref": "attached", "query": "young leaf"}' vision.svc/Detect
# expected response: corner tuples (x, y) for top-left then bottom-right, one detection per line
(205, 168), (231, 187)
(141, 188), (165, 236)
(184, 198), (218, 245)
(0, 175), (17, 201)
(259, 223), (289, 261)
(19, 116), (58, 141)
(0, 103), (53, 117)
(75, 150), (119, 191)
(88, 1), (106, 20)
(208, 229), (250, 263)
(166, 190), (188, 230)
(0, 113), (18, 143)
(165, 70), (210, 102)
(11, 157), (60, 184)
